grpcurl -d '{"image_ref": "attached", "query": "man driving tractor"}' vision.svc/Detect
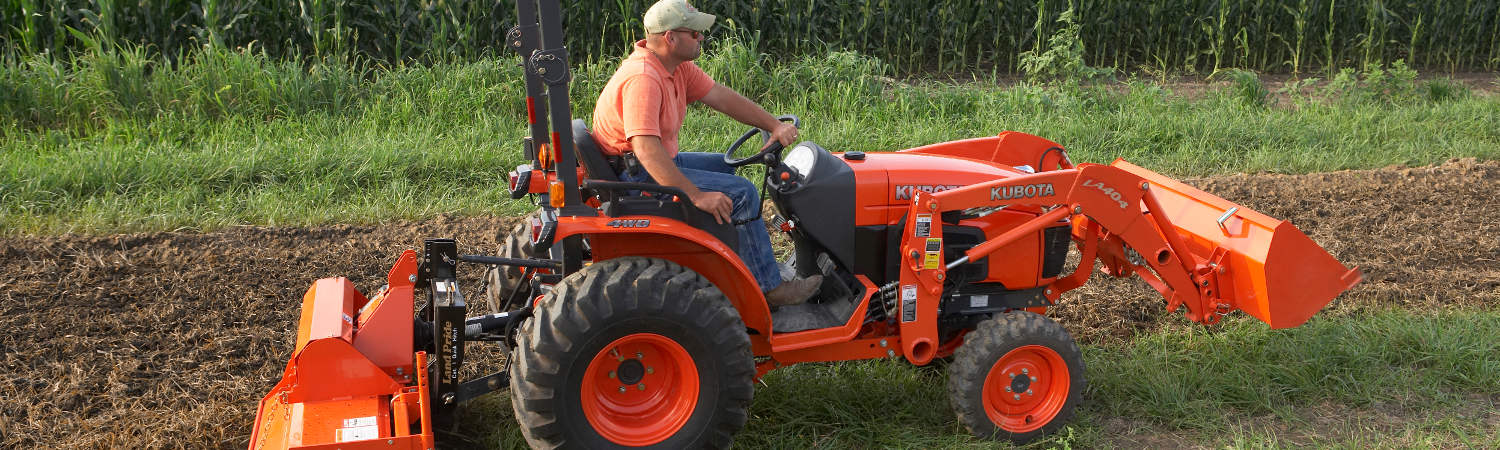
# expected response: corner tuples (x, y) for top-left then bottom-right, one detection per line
(590, 0), (822, 306)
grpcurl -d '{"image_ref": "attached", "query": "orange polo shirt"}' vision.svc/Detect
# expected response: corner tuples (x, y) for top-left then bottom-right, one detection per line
(591, 40), (716, 157)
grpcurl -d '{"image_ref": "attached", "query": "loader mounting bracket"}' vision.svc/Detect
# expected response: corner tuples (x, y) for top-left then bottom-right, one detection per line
(940, 286), (1050, 315)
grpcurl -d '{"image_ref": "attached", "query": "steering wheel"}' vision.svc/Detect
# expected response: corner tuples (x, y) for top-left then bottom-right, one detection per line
(723, 115), (800, 167)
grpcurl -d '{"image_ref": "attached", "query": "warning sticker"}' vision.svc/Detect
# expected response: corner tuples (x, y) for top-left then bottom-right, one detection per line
(914, 214), (932, 237)
(337, 416), (379, 442)
(900, 285), (918, 322)
(923, 238), (943, 269)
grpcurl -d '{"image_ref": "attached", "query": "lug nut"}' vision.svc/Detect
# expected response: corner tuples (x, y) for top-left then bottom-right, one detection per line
(646, 367), (654, 374)
(636, 351), (644, 359)
(638, 384), (646, 391)
(1008, 373), (1016, 379)
(1005, 386), (1012, 392)
(1022, 368), (1029, 374)
(1031, 376), (1037, 382)
(1026, 389), (1034, 395)
(619, 386), (626, 393)
(1013, 394), (1021, 400)
(608, 371), (616, 379)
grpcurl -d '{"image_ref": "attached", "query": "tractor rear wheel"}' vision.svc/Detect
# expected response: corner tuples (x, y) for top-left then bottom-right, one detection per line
(509, 257), (756, 449)
(948, 311), (1085, 443)
(484, 215), (542, 312)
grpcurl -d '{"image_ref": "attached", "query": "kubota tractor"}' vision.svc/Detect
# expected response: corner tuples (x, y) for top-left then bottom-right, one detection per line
(248, 1), (1362, 448)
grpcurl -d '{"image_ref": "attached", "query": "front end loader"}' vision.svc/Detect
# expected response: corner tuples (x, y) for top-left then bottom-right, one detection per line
(248, 1), (1361, 447)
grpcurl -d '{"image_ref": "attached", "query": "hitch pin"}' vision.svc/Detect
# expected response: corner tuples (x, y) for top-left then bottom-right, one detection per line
(1216, 207), (1239, 236)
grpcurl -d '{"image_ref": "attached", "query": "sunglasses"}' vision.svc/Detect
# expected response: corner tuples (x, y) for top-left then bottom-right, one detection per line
(668, 28), (708, 40)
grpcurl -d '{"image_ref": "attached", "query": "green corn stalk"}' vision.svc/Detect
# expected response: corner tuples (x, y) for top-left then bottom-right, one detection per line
(10, 0), (38, 55)
(3, 1), (1499, 75)
(1285, 0), (1309, 73)
(1323, 0), (1337, 75)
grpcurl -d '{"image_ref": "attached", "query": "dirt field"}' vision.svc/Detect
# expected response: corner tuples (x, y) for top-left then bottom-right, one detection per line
(2, 159), (1497, 448)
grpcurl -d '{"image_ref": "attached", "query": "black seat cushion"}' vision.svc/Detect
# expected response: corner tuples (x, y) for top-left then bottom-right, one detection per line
(572, 119), (618, 182)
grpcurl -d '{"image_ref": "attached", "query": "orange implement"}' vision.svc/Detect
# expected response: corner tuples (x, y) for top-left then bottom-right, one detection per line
(1113, 160), (1362, 328)
(249, 251), (434, 450)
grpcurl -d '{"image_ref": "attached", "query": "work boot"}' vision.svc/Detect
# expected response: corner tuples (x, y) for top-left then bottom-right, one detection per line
(765, 274), (822, 307)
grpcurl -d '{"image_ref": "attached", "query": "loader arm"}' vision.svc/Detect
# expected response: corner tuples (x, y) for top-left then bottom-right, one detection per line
(893, 162), (1360, 364)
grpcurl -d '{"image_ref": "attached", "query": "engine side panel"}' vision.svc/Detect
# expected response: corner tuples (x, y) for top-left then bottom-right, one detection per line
(956, 213), (1044, 289)
(842, 152), (1050, 287)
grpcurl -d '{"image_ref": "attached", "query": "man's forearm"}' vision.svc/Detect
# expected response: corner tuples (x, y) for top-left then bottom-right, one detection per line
(628, 134), (733, 224)
(703, 84), (780, 130)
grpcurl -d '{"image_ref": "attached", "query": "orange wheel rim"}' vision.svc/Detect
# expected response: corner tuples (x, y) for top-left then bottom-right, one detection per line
(580, 333), (699, 446)
(980, 345), (1069, 433)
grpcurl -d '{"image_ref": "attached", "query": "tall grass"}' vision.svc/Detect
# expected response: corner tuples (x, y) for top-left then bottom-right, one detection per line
(2, 0), (1497, 74)
(2, 38), (1497, 234)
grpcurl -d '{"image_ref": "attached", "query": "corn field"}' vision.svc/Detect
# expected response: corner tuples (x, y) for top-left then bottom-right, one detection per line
(2, 0), (1498, 73)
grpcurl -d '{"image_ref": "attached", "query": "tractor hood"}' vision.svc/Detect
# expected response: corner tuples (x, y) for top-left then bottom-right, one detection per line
(846, 152), (1033, 225)
(854, 152), (1029, 202)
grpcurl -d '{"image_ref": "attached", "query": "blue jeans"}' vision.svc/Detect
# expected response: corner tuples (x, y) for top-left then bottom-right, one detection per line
(620, 152), (783, 292)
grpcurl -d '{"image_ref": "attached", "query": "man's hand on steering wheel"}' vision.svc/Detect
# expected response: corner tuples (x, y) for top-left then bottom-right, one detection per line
(764, 122), (799, 150)
(724, 114), (801, 167)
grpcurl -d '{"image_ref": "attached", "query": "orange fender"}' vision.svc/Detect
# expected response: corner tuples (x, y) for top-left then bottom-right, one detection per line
(554, 216), (773, 337)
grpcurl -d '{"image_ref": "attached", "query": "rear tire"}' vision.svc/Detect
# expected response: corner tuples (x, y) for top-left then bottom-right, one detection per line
(484, 216), (542, 312)
(510, 257), (756, 449)
(948, 311), (1085, 443)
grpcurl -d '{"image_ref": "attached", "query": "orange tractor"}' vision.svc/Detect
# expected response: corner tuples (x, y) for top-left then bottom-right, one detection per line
(249, 1), (1361, 448)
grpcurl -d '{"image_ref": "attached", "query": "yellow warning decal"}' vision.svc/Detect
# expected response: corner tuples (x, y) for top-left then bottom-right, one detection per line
(923, 238), (943, 269)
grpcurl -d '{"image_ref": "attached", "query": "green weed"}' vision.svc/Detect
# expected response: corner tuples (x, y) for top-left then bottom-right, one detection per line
(1215, 68), (1270, 107)
(1018, 7), (1114, 85)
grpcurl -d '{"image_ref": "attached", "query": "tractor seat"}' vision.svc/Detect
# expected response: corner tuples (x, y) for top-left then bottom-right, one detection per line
(571, 119), (739, 252)
(572, 119), (619, 182)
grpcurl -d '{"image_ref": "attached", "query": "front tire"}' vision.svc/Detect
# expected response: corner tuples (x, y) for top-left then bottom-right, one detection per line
(948, 311), (1085, 443)
(510, 257), (755, 449)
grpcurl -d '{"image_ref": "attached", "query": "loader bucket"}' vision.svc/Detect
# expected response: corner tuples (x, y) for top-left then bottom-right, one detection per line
(1113, 160), (1361, 328)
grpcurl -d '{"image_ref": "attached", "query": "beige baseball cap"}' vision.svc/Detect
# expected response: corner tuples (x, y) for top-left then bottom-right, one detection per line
(643, 0), (716, 34)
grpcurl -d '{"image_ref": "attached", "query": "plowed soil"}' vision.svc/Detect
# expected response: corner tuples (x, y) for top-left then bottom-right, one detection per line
(2, 159), (1497, 448)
